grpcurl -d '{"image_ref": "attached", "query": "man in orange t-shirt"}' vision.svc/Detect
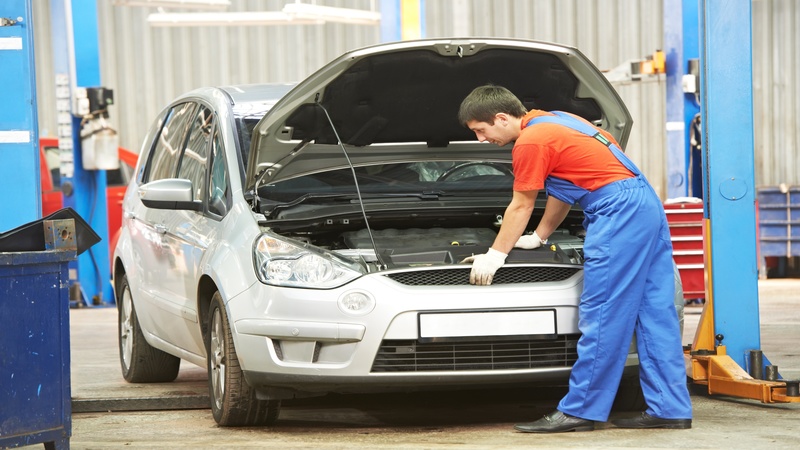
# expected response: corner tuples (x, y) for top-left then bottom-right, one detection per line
(458, 85), (692, 433)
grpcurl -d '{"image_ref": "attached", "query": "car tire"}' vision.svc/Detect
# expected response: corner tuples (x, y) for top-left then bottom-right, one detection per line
(207, 291), (281, 426)
(117, 273), (181, 383)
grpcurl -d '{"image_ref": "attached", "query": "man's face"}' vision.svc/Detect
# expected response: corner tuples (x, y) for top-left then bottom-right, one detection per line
(466, 113), (517, 146)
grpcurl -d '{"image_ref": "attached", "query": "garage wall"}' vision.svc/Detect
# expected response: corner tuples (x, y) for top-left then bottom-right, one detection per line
(94, 0), (381, 155)
(752, 0), (800, 188)
(32, 0), (380, 153)
(31, 0), (799, 198)
(425, 0), (667, 197)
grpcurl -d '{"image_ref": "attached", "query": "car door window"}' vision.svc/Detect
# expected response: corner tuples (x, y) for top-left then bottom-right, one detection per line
(208, 127), (229, 217)
(178, 105), (213, 203)
(145, 102), (196, 182)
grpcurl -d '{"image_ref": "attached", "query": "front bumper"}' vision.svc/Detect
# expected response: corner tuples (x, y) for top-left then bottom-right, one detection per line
(227, 265), (637, 398)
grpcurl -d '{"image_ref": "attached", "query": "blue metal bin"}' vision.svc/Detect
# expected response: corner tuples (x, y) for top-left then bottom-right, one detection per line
(0, 249), (74, 450)
(758, 186), (800, 258)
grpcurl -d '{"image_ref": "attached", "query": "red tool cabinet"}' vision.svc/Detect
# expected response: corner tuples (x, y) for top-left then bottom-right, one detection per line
(664, 201), (706, 301)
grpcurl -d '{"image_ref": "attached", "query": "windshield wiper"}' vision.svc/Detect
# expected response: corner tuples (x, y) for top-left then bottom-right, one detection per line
(263, 190), (451, 218)
(353, 190), (448, 201)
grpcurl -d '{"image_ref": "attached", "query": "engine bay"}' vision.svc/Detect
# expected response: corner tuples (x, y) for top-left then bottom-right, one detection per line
(279, 221), (586, 269)
(257, 161), (587, 269)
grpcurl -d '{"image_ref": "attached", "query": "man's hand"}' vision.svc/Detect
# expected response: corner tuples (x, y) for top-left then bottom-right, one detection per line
(514, 231), (545, 249)
(461, 248), (507, 285)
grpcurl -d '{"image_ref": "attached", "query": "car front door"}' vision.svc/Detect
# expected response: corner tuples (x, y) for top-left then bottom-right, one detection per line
(129, 102), (196, 343)
(155, 104), (218, 355)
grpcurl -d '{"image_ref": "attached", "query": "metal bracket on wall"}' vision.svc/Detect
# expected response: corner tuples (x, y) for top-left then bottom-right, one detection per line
(44, 219), (77, 251)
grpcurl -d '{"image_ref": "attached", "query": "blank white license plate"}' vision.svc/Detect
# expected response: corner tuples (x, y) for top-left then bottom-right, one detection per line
(419, 310), (556, 339)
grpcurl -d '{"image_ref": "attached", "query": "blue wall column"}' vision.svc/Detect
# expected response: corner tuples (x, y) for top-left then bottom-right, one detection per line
(700, 0), (760, 368)
(0, 0), (39, 231)
(664, 0), (687, 198)
(682, 0), (702, 198)
(50, 0), (112, 305)
(664, 0), (702, 200)
(380, 0), (424, 43)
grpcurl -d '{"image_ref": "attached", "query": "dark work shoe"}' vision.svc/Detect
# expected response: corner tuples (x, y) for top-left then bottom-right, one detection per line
(514, 410), (594, 433)
(612, 412), (692, 429)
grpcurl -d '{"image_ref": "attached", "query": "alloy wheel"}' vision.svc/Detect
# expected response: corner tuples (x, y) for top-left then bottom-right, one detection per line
(210, 307), (226, 410)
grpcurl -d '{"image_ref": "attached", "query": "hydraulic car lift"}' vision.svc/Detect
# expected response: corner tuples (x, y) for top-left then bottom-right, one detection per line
(678, 0), (799, 403)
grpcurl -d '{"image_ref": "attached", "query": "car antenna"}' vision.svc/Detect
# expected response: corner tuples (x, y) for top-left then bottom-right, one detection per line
(315, 94), (387, 270)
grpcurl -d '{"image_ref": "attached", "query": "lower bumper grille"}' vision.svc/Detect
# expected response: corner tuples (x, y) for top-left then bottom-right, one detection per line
(371, 335), (580, 373)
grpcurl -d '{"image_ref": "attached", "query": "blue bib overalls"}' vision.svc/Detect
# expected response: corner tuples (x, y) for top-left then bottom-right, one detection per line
(526, 112), (692, 421)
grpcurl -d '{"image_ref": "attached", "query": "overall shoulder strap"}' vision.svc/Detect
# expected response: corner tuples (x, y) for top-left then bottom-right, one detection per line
(526, 111), (610, 146)
(526, 111), (641, 176)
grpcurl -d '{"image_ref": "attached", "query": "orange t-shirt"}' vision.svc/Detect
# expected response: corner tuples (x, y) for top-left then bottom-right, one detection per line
(512, 110), (634, 192)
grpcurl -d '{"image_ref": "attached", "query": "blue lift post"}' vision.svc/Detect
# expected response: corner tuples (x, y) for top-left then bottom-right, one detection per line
(49, 0), (113, 306)
(699, 0), (760, 367)
(687, 0), (799, 402)
(0, 0), (39, 231)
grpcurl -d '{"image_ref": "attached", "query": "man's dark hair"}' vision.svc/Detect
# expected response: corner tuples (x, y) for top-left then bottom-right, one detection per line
(458, 85), (527, 126)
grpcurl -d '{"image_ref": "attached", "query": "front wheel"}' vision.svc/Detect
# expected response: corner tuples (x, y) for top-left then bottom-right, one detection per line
(207, 291), (281, 426)
(117, 273), (180, 383)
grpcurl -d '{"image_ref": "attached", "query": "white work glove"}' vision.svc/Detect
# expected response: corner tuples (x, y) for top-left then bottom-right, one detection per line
(514, 231), (545, 249)
(461, 248), (507, 286)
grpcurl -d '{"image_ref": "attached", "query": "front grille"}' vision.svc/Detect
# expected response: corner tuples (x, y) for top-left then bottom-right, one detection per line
(372, 335), (580, 372)
(385, 266), (580, 286)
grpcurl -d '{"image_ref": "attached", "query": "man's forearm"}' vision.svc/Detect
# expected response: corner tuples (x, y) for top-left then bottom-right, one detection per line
(535, 196), (572, 240)
(491, 191), (538, 253)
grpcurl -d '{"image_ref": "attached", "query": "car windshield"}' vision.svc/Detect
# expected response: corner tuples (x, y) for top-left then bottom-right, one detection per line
(232, 110), (270, 174)
(227, 83), (296, 174)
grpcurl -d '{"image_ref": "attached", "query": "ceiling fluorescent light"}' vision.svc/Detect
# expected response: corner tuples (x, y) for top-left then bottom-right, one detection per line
(116, 0), (231, 9)
(282, 2), (381, 25)
(147, 11), (324, 26)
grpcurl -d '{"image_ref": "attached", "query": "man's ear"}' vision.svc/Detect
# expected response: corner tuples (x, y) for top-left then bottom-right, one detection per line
(495, 113), (509, 126)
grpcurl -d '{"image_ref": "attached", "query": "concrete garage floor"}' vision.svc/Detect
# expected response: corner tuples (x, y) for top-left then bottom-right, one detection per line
(67, 280), (800, 449)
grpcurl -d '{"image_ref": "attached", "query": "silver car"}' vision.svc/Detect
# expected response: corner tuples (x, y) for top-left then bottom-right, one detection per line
(113, 38), (683, 426)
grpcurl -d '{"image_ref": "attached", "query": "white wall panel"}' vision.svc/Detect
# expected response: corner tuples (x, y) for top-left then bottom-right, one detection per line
(32, 1), (55, 138)
(752, 0), (800, 187)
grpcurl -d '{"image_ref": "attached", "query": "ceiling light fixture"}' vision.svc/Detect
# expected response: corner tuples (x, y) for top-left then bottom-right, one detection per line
(281, 1), (380, 25)
(116, 0), (231, 10)
(147, 11), (324, 26)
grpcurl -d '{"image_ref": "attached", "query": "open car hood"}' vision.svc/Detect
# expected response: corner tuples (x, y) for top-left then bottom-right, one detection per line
(246, 38), (632, 191)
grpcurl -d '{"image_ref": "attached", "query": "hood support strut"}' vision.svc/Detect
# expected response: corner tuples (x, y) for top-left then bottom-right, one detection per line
(315, 95), (387, 271)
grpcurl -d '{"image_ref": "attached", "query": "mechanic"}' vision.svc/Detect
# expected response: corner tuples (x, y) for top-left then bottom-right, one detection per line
(458, 85), (692, 433)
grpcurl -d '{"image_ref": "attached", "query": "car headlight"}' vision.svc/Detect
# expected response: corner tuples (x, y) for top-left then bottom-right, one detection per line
(253, 233), (364, 288)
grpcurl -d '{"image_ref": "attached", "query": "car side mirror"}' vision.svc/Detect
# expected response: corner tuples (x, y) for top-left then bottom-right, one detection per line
(138, 178), (202, 211)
